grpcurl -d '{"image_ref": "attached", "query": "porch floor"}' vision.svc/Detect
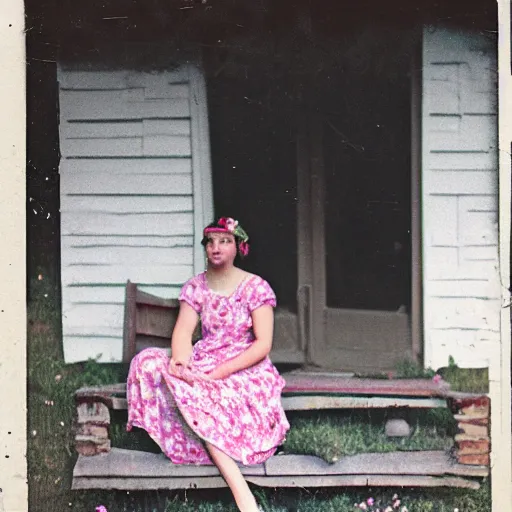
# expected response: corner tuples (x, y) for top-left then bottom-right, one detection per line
(73, 448), (488, 491)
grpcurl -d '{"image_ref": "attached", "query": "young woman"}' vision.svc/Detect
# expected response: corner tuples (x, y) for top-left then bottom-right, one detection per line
(127, 217), (290, 512)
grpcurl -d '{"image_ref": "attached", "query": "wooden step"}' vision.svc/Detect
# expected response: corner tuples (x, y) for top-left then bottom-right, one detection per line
(75, 375), (451, 411)
(72, 448), (488, 491)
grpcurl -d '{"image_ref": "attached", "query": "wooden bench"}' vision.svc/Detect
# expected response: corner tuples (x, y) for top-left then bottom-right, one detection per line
(72, 281), (491, 490)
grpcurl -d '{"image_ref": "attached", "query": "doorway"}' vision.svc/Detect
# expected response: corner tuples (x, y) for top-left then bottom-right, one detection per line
(205, 14), (415, 372)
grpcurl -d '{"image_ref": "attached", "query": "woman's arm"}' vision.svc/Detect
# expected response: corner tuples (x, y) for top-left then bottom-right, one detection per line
(208, 305), (274, 380)
(170, 301), (199, 368)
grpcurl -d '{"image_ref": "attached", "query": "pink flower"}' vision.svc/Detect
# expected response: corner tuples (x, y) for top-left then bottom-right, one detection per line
(239, 241), (250, 257)
(96, 506), (108, 512)
(432, 374), (442, 384)
(393, 499), (401, 508)
(217, 218), (227, 228)
(367, 497), (375, 506)
(225, 218), (237, 232)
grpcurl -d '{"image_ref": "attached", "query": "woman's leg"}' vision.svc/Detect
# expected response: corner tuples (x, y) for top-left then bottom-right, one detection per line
(205, 442), (260, 512)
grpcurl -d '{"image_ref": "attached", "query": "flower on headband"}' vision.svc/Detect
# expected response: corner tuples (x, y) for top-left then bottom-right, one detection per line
(225, 218), (238, 233)
(239, 240), (250, 257)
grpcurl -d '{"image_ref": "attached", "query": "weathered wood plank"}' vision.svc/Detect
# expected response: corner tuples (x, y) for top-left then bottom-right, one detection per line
(264, 452), (488, 478)
(72, 476), (226, 491)
(282, 374), (450, 397)
(61, 137), (142, 158)
(144, 84), (190, 99)
(281, 395), (447, 410)
(143, 119), (191, 136)
(427, 170), (497, 196)
(62, 264), (193, 285)
(63, 337), (122, 363)
(87, 395), (448, 413)
(60, 171), (192, 196)
(61, 196), (193, 215)
(60, 212), (194, 237)
(60, 158), (192, 175)
(143, 135), (191, 157)
(62, 235), (194, 249)
(60, 89), (143, 105)
(67, 285), (181, 305)
(63, 325), (123, 337)
(72, 450), (484, 490)
(64, 246), (193, 266)
(66, 121), (143, 139)
(428, 279), (501, 300)
(59, 69), (190, 89)
(365, 475), (480, 489)
(74, 449), (265, 477)
(61, 135), (191, 158)
(247, 474), (480, 490)
(427, 151), (496, 170)
(61, 98), (190, 121)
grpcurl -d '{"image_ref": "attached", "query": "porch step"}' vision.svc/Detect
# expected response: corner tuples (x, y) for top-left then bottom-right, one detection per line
(72, 448), (488, 491)
(75, 374), (451, 411)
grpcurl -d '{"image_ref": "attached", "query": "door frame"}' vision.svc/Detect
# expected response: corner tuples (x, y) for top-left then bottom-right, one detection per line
(295, 43), (423, 369)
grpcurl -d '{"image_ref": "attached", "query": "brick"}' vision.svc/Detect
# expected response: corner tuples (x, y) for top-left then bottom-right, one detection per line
(454, 434), (490, 443)
(77, 424), (109, 438)
(449, 396), (490, 415)
(457, 422), (488, 438)
(76, 439), (111, 456)
(457, 453), (490, 466)
(453, 414), (488, 422)
(455, 416), (489, 427)
(456, 439), (490, 455)
(77, 402), (110, 425)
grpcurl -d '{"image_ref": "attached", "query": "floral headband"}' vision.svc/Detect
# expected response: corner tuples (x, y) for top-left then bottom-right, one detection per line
(202, 217), (250, 257)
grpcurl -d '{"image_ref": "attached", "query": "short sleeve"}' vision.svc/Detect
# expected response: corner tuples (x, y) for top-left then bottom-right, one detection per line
(247, 277), (277, 312)
(178, 276), (203, 314)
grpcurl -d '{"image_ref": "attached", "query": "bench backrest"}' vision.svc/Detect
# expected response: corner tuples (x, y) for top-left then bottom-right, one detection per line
(122, 280), (201, 362)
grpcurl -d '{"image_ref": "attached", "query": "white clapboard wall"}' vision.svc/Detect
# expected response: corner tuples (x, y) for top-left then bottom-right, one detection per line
(58, 64), (213, 363)
(422, 26), (500, 373)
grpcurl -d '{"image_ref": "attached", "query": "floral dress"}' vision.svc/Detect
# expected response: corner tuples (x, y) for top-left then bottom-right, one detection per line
(126, 272), (290, 465)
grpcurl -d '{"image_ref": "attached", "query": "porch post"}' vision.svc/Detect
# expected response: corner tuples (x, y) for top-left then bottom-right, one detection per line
(410, 28), (423, 363)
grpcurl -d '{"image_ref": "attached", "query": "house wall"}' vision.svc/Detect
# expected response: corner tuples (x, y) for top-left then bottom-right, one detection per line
(58, 63), (213, 363)
(422, 26), (500, 372)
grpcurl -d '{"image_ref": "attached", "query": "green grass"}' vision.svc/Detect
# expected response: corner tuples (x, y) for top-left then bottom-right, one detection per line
(27, 273), (490, 512)
(281, 410), (455, 463)
(64, 485), (492, 512)
(393, 357), (489, 394)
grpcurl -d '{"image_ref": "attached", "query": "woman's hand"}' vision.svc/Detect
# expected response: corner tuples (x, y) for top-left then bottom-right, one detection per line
(169, 358), (216, 383)
(168, 358), (190, 378)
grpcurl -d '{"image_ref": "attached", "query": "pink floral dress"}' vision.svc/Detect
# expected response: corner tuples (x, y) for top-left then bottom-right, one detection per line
(126, 272), (290, 465)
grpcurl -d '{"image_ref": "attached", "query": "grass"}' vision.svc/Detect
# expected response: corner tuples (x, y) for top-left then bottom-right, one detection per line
(393, 357), (489, 394)
(27, 273), (490, 512)
(281, 411), (455, 463)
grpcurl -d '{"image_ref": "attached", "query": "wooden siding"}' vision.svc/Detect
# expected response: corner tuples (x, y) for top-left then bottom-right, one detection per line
(58, 65), (213, 363)
(422, 27), (499, 373)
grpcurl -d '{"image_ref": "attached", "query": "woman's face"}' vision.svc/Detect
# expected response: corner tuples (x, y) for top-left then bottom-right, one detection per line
(205, 232), (237, 268)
